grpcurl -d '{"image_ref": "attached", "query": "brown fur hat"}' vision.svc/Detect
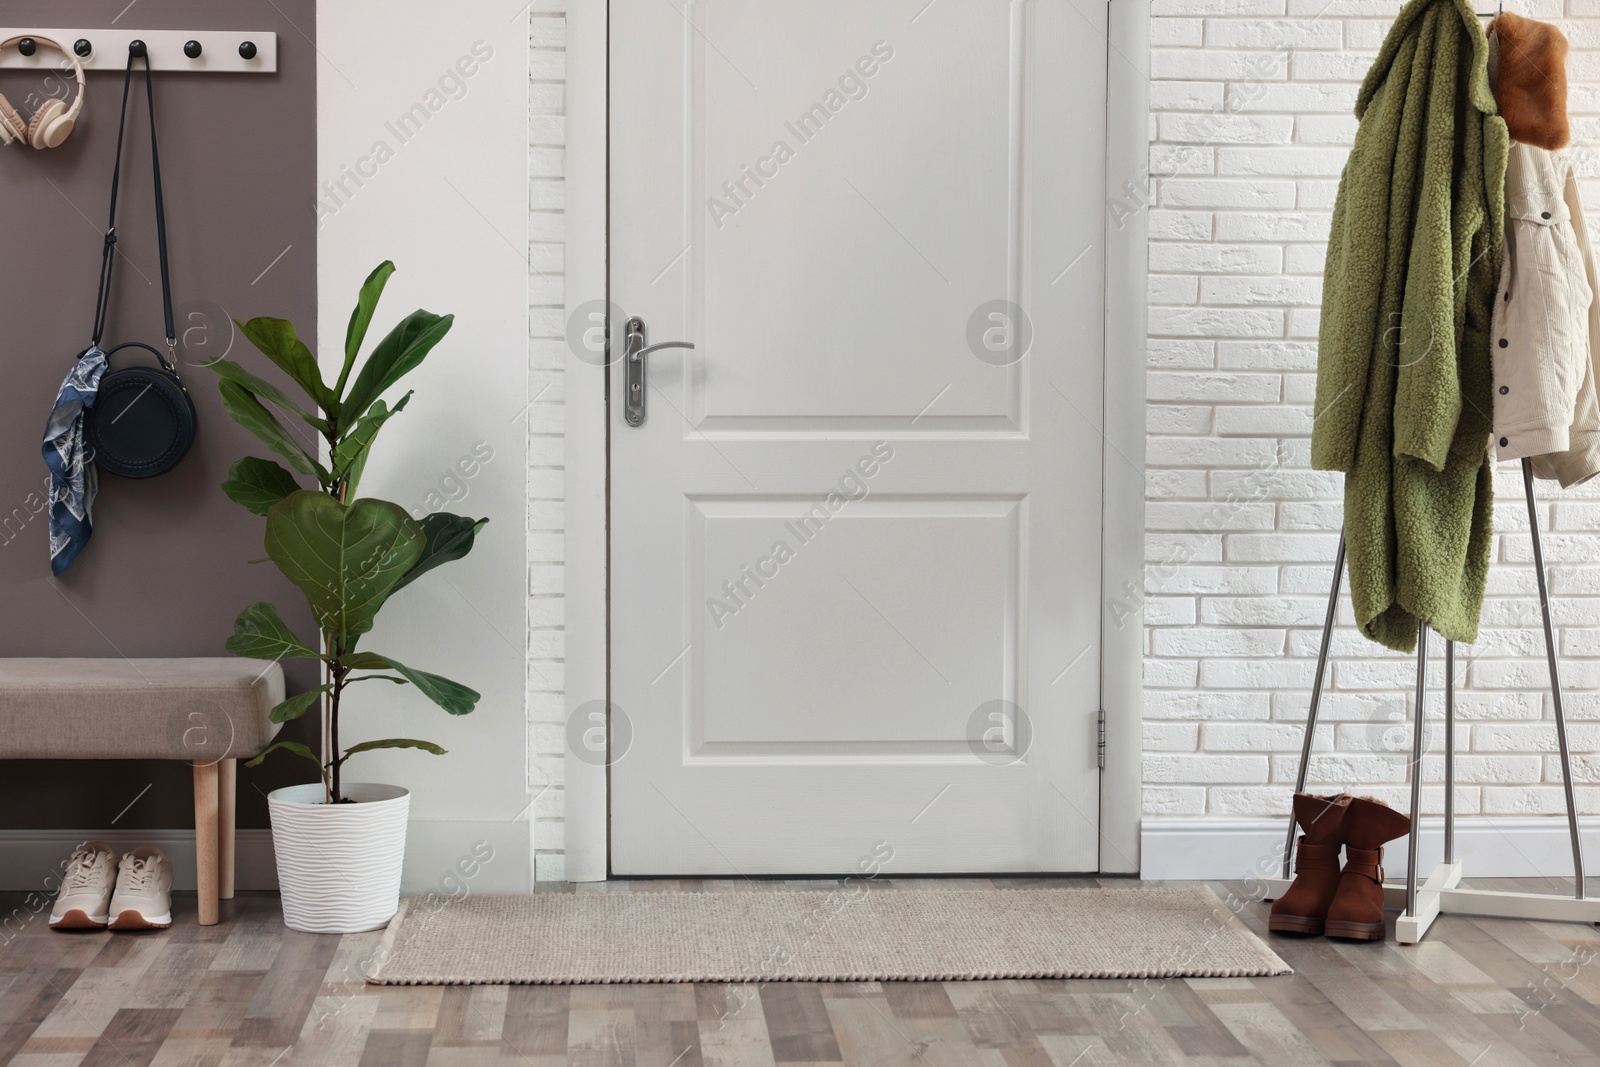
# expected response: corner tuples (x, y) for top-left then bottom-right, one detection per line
(1490, 12), (1570, 150)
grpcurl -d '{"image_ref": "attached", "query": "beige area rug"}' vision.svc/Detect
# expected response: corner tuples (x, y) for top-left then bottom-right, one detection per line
(365, 885), (1289, 985)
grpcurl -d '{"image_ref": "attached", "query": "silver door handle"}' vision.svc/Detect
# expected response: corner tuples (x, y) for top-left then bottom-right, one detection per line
(623, 316), (694, 427)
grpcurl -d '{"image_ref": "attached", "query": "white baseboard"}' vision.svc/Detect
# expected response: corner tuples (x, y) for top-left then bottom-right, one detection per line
(400, 819), (532, 894)
(0, 820), (531, 894)
(1142, 816), (1600, 883)
(13, 819), (1577, 889)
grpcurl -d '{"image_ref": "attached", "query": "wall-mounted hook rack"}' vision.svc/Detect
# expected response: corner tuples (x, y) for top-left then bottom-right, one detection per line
(0, 29), (277, 72)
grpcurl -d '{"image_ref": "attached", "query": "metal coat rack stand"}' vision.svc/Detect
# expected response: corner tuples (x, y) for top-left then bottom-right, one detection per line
(1262, 459), (1600, 943)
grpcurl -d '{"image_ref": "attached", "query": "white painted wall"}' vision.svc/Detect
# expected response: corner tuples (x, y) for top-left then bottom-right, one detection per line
(317, 0), (531, 892)
(1142, 0), (1600, 877)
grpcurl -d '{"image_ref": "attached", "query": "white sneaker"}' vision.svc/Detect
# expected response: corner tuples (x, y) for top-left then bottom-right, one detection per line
(49, 841), (118, 929)
(108, 846), (173, 930)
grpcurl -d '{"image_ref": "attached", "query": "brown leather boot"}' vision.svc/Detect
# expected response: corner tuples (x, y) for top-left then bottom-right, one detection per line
(1325, 796), (1412, 941)
(1269, 793), (1352, 935)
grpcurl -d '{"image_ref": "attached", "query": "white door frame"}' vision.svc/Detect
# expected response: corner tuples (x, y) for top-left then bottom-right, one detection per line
(560, 0), (1149, 882)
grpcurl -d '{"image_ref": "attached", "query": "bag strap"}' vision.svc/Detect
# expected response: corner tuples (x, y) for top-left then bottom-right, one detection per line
(91, 50), (176, 374)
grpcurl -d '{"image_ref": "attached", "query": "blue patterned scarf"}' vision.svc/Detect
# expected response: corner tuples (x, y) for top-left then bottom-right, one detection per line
(42, 347), (107, 575)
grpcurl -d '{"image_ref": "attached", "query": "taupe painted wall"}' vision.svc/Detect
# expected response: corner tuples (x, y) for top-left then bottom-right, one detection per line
(0, 1), (317, 829)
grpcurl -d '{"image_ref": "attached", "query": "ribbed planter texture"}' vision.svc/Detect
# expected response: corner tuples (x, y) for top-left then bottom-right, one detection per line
(267, 782), (409, 933)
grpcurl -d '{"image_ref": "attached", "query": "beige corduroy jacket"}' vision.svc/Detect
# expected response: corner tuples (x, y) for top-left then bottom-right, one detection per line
(1491, 141), (1600, 487)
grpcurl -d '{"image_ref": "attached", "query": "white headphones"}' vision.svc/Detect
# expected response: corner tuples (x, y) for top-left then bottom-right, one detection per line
(0, 35), (86, 149)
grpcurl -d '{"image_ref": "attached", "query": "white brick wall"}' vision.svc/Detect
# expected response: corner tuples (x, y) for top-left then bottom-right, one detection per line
(528, 12), (567, 882)
(1145, 0), (1600, 824)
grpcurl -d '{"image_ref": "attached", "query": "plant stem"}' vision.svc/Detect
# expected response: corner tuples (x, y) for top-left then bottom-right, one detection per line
(325, 463), (349, 803)
(330, 657), (343, 803)
(322, 630), (336, 804)
(319, 436), (351, 803)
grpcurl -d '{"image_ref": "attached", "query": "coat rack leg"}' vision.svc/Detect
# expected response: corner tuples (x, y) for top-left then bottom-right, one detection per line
(1524, 458), (1585, 900)
(1445, 639), (1455, 866)
(1268, 476), (1600, 936)
(1406, 622), (1428, 920)
(1281, 532), (1346, 881)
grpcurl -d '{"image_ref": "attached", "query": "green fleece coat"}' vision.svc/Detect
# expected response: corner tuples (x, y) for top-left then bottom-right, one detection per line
(1312, 0), (1508, 652)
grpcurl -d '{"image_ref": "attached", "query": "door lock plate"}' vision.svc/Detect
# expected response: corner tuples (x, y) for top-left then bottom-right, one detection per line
(623, 316), (694, 427)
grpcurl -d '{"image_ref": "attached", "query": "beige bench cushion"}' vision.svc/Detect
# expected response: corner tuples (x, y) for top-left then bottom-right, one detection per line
(0, 658), (285, 760)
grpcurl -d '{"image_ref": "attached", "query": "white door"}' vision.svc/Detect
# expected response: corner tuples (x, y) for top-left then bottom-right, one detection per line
(609, 0), (1108, 875)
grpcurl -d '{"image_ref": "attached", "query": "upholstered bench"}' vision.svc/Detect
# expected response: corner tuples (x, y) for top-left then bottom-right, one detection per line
(0, 658), (284, 925)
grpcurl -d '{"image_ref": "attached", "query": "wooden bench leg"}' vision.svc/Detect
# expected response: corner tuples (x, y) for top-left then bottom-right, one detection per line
(193, 761), (219, 926)
(218, 759), (237, 901)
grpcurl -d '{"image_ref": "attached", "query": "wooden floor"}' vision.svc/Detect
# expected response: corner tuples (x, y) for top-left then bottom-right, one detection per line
(3, 877), (1600, 1066)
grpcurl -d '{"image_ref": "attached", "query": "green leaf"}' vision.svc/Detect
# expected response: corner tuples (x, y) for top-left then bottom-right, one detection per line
(236, 317), (338, 415)
(391, 661), (478, 714)
(270, 686), (328, 723)
(391, 662), (479, 714)
(222, 457), (303, 516)
(339, 261), (397, 399)
(392, 513), (488, 593)
(244, 740), (324, 772)
(205, 357), (329, 432)
(334, 737), (447, 768)
(341, 651), (391, 671)
(341, 310), (454, 421)
(218, 380), (328, 481)
(342, 651), (480, 715)
(332, 392), (412, 497)
(225, 601), (322, 661)
(264, 491), (425, 643)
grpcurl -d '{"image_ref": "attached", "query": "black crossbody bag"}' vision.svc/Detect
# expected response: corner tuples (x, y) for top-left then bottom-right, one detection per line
(82, 51), (196, 479)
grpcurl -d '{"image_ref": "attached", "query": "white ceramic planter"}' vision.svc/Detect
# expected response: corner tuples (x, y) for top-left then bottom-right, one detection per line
(267, 782), (409, 933)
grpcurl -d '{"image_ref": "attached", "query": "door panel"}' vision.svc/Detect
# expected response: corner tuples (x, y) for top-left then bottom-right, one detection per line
(691, 496), (1019, 753)
(691, 5), (1018, 429)
(610, 0), (1108, 875)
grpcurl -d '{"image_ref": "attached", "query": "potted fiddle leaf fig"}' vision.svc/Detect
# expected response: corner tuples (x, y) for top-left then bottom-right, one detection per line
(210, 261), (487, 933)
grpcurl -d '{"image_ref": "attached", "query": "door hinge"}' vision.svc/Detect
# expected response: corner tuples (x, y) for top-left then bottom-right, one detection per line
(1097, 709), (1106, 770)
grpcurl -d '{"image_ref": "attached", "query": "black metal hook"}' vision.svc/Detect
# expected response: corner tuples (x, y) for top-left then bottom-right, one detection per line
(73, 39), (92, 58)
(17, 38), (36, 57)
(128, 39), (147, 58)
(238, 41), (257, 60)
(183, 40), (202, 59)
